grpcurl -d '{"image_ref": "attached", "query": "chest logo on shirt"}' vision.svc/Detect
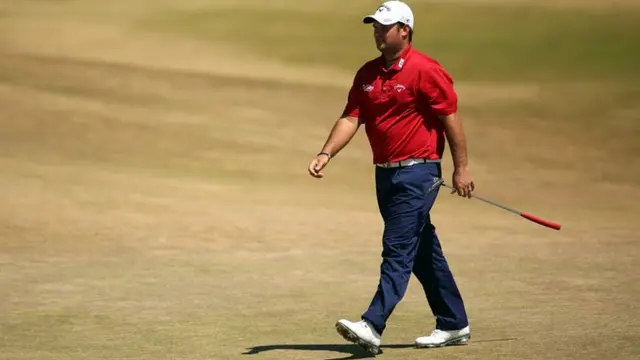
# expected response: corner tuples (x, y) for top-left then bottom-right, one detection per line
(394, 84), (406, 92)
(362, 79), (412, 105)
(363, 83), (406, 93)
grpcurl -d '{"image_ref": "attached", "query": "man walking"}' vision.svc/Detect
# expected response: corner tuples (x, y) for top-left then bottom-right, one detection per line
(307, 0), (475, 355)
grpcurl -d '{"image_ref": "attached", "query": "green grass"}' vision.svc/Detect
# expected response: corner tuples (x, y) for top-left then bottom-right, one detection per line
(142, 4), (640, 82)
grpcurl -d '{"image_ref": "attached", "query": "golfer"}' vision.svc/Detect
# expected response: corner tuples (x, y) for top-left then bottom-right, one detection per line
(307, 0), (474, 355)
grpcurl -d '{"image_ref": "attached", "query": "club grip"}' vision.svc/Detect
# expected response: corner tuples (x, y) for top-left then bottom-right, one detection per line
(520, 212), (562, 230)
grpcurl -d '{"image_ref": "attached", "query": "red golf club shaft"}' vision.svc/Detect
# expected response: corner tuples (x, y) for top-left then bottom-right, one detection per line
(441, 183), (562, 230)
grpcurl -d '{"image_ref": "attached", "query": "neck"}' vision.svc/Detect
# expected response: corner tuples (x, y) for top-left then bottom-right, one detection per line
(382, 44), (408, 69)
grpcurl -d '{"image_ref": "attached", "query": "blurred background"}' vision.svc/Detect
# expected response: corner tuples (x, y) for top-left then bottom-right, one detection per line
(1, 1), (638, 359)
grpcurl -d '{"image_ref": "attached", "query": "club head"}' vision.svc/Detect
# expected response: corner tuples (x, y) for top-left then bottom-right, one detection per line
(429, 178), (444, 193)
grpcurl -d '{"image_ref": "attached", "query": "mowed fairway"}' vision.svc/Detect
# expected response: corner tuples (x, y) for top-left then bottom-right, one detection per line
(1, 0), (639, 359)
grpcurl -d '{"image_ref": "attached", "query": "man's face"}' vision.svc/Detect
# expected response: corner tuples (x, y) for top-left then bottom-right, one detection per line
(373, 21), (410, 52)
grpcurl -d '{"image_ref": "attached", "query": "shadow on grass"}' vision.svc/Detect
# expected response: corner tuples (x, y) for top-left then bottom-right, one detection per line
(242, 343), (411, 359)
(243, 338), (518, 360)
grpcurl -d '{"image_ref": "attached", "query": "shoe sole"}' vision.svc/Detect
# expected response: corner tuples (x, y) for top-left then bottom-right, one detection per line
(415, 334), (471, 348)
(335, 322), (381, 356)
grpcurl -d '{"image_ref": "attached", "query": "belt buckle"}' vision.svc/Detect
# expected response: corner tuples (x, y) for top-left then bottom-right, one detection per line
(402, 158), (419, 167)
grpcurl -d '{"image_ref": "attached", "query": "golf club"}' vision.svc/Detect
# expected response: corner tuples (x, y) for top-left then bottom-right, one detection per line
(440, 182), (562, 230)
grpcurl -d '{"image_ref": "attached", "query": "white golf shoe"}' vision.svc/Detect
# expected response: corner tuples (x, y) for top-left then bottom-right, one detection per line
(335, 319), (381, 355)
(415, 326), (471, 348)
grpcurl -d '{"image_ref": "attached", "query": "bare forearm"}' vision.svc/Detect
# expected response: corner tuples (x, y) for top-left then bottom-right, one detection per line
(440, 113), (469, 169)
(319, 116), (360, 156)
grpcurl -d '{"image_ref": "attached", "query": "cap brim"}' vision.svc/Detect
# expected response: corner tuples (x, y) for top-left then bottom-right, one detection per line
(362, 15), (377, 24)
(362, 14), (396, 25)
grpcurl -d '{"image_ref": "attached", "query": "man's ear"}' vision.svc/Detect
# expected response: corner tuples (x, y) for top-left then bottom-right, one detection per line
(396, 23), (411, 40)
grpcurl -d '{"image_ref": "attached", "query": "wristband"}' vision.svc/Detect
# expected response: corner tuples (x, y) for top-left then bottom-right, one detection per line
(317, 152), (332, 159)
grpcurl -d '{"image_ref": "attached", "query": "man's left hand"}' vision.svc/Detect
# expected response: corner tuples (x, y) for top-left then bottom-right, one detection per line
(452, 167), (475, 198)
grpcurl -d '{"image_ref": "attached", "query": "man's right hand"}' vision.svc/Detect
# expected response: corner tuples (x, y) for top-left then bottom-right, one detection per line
(308, 154), (331, 178)
(308, 116), (359, 179)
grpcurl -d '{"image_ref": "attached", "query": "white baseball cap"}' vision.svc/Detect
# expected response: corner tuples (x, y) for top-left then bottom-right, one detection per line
(363, 1), (415, 30)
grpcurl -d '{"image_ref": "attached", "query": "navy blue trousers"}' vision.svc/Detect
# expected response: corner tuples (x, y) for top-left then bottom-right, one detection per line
(361, 162), (469, 335)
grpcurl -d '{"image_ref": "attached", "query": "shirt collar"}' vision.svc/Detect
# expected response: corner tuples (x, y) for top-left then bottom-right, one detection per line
(379, 44), (414, 72)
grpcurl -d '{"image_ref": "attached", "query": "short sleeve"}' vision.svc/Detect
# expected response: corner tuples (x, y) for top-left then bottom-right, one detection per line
(416, 65), (458, 116)
(341, 72), (362, 119)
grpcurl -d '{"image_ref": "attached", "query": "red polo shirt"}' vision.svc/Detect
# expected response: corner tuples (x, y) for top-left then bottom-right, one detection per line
(342, 45), (458, 164)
